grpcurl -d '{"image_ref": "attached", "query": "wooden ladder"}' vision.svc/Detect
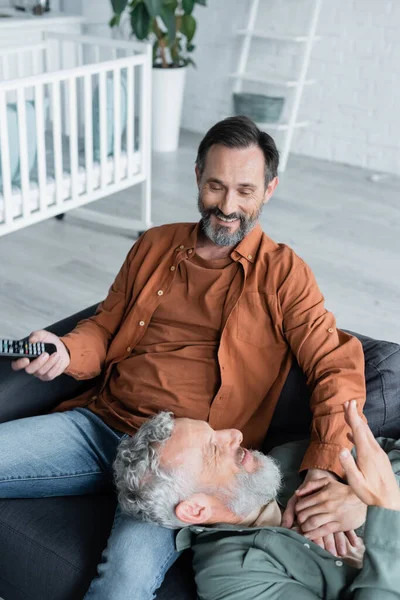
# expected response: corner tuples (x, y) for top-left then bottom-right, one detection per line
(230, 0), (323, 172)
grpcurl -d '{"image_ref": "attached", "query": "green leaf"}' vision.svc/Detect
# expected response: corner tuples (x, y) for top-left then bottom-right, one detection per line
(181, 14), (196, 42)
(160, 5), (176, 44)
(194, 0), (206, 5)
(109, 14), (121, 27)
(111, 0), (129, 15)
(182, 0), (195, 14)
(162, 0), (177, 11)
(143, 0), (163, 17)
(130, 2), (151, 39)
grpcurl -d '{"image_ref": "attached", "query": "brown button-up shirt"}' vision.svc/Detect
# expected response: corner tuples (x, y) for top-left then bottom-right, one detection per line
(54, 222), (366, 477)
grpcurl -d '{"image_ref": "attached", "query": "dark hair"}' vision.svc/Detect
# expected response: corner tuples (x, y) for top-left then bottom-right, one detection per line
(196, 116), (279, 187)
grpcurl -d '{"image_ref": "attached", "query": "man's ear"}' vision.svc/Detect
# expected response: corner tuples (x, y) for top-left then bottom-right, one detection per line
(263, 175), (279, 205)
(175, 493), (213, 525)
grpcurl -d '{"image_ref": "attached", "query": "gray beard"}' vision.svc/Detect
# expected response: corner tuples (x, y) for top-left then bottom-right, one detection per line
(226, 452), (282, 516)
(197, 193), (262, 247)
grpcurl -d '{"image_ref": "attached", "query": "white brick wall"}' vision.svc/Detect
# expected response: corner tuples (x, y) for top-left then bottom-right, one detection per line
(182, 0), (400, 175)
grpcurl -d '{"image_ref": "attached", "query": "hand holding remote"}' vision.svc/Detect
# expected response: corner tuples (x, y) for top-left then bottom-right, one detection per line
(339, 400), (400, 511)
(11, 330), (70, 381)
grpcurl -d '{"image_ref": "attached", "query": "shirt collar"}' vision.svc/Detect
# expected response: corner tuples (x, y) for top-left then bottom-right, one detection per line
(230, 224), (263, 264)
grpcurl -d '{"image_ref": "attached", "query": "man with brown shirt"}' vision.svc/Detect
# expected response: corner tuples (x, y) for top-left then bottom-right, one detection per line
(7, 116), (366, 599)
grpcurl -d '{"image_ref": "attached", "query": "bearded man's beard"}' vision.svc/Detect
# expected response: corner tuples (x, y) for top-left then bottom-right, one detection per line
(197, 192), (263, 246)
(227, 452), (282, 516)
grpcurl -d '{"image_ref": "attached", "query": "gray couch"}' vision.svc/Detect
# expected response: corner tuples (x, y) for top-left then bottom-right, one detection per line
(0, 303), (399, 599)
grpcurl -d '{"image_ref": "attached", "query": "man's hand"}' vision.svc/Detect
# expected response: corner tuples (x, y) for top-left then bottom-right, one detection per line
(295, 477), (367, 540)
(281, 467), (337, 529)
(11, 330), (70, 381)
(339, 400), (400, 511)
(311, 529), (360, 557)
(282, 467), (364, 557)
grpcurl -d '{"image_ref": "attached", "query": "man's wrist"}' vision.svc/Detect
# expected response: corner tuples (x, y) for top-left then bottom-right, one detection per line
(306, 468), (338, 481)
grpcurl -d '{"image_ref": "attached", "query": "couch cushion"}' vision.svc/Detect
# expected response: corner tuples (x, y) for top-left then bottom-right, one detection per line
(0, 493), (196, 600)
(0, 495), (115, 600)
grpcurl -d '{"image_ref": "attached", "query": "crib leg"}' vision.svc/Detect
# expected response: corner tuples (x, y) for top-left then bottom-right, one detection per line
(55, 213), (65, 221)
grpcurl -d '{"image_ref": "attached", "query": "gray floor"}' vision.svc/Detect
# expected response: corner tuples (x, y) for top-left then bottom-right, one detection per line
(0, 129), (399, 343)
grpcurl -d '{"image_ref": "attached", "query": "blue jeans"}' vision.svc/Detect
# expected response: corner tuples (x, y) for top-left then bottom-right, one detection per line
(0, 408), (180, 599)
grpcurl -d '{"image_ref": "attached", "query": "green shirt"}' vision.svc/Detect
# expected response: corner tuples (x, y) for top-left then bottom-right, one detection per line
(176, 437), (400, 600)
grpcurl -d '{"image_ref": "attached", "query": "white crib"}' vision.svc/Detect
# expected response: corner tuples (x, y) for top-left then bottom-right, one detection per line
(0, 32), (152, 237)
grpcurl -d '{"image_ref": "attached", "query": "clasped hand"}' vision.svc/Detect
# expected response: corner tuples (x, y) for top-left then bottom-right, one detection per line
(283, 399), (400, 557)
(282, 463), (367, 557)
(282, 469), (366, 556)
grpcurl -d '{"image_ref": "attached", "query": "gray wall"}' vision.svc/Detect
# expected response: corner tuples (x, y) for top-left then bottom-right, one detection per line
(181, 0), (400, 176)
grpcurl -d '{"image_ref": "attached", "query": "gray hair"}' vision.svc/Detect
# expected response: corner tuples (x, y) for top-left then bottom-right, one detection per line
(113, 411), (192, 529)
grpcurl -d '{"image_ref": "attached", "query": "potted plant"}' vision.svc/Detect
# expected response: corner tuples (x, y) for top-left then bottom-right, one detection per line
(109, 0), (207, 152)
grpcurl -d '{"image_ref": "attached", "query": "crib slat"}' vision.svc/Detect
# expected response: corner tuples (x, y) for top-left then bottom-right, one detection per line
(84, 73), (93, 195)
(140, 51), (152, 226)
(77, 43), (84, 69)
(16, 52), (24, 79)
(126, 64), (134, 178)
(32, 51), (40, 77)
(69, 77), (79, 202)
(99, 70), (107, 190)
(0, 90), (13, 227)
(17, 87), (30, 219)
(93, 45), (100, 66)
(35, 84), (47, 213)
(113, 67), (121, 184)
(2, 55), (9, 81)
(52, 80), (64, 209)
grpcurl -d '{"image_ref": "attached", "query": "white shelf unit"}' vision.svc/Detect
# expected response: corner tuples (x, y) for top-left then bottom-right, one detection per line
(232, 0), (323, 172)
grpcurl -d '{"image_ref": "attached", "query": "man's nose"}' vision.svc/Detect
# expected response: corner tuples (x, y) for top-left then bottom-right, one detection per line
(218, 428), (243, 449)
(219, 189), (238, 216)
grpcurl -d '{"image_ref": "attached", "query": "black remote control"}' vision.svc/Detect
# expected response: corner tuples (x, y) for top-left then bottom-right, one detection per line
(0, 339), (57, 359)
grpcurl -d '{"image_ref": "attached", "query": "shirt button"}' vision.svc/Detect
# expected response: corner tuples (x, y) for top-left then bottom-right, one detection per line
(139, 321), (145, 327)
(304, 543), (310, 548)
(335, 560), (343, 567)
(247, 254), (253, 260)
(170, 266), (176, 271)
(328, 327), (334, 333)
(157, 290), (164, 296)
(126, 346), (131, 352)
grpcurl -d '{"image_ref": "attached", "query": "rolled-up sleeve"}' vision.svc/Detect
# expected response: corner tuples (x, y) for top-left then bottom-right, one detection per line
(278, 261), (366, 477)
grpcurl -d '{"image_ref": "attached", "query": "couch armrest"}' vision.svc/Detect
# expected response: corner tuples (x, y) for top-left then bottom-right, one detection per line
(0, 303), (99, 424)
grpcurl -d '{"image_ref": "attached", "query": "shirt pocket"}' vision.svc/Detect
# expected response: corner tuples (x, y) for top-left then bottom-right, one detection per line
(237, 292), (276, 348)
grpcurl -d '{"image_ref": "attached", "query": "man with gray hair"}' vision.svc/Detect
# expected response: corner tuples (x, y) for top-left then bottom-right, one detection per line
(115, 402), (400, 599)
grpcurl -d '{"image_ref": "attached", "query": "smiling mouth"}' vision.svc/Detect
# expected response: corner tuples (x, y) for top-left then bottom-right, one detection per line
(238, 447), (246, 464)
(215, 214), (239, 223)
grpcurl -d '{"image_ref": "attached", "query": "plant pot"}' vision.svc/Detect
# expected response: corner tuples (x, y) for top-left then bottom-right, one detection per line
(152, 65), (187, 153)
(233, 92), (285, 124)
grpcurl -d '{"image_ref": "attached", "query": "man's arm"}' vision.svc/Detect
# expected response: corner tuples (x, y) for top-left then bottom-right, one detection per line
(278, 260), (366, 477)
(60, 238), (142, 380)
(347, 506), (400, 600)
(339, 400), (400, 599)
